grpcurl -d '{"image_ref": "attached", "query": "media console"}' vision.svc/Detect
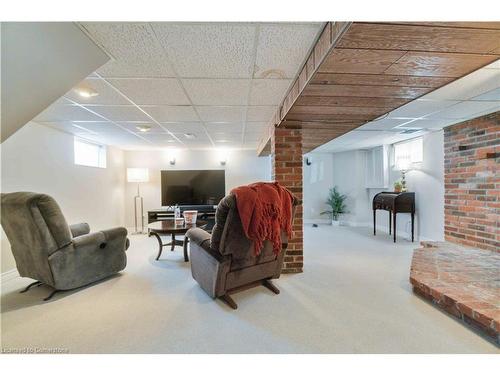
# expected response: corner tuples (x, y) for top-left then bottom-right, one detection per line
(147, 205), (217, 234)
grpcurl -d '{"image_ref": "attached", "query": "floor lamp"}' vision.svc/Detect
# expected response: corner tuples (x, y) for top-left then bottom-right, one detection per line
(127, 168), (149, 234)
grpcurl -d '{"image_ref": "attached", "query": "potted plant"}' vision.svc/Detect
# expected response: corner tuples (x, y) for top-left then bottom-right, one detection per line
(394, 180), (403, 193)
(321, 186), (347, 226)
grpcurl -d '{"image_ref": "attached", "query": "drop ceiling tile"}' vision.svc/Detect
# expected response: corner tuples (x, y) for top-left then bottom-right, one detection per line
(249, 79), (292, 105)
(173, 132), (212, 146)
(424, 101), (500, 120)
(74, 121), (126, 134)
(209, 132), (242, 143)
(99, 133), (151, 147)
(254, 23), (321, 79)
(115, 122), (165, 133)
(87, 105), (151, 122)
(80, 23), (175, 77)
(65, 78), (129, 105)
(243, 139), (259, 148)
(39, 121), (95, 136)
(245, 121), (268, 133)
(152, 23), (256, 78)
(359, 118), (415, 131)
(425, 68), (500, 100)
(160, 122), (206, 133)
(141, 133), (176, 144)
(472, 87), (500, 101)
(196, 106), (246, 122)
(246, 106), (277, 122)
(108, 78), (189, 105)
(182, 79), (250, 105)
(387, 99), (460, 119)
(485, 59), (500, 69)
(35, 104), (104, 122)
(394, 118), (459, 129)
(243, 132), (263, 142)
(142, 105), (199, 122)
(205, 122), (244, 133)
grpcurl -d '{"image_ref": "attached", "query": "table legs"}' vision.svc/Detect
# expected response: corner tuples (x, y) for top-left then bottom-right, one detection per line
(393, 212), (397, 243)
(373, 210), (376, 235)
(151, 232), (189, 261)
(183, 237), (189, 262)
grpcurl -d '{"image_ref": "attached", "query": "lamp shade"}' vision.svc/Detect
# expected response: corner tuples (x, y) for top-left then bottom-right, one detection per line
(395, 155), (411, 171)
(127, 168), (149, 182)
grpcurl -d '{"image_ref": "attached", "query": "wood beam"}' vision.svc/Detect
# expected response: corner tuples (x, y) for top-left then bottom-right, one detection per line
(256, 22), (352, 155)
(278, 22), (500, 152)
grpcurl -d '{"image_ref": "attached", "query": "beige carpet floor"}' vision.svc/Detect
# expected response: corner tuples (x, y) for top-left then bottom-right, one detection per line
(1, 225), (498, 353)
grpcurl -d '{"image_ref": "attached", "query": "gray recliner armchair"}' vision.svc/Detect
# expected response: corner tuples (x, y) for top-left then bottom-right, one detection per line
(186, 192), (298, 309)
(1, 192), (129, 300)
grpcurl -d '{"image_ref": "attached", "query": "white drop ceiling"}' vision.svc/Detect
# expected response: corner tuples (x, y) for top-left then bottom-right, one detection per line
(314, 59), (500, 154)
(34, 22), (323, 150)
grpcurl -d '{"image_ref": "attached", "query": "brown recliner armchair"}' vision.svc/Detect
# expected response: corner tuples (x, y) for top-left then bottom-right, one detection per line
(186, 192), (298, 309)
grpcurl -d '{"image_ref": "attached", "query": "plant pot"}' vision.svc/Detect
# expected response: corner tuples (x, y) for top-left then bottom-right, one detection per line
(331, 219), (340, 226)
(394, 187), (402, 193)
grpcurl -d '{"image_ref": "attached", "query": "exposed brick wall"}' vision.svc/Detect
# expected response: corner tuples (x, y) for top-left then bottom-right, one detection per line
(444, 111), (500, 252)
(271, 126), (303, 273)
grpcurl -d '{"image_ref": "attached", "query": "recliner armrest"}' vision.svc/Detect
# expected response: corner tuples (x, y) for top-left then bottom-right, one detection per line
(101, 227), (130, 251)
(69, 222), (90, 238)
(72, 231), (106, 250)
(187, 228), (230, 298)
(186, 227), (221, 260)
(186, 227), (211, 248)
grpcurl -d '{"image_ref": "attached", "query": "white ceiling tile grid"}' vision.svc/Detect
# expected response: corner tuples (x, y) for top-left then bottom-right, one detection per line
(65, 78), (130, 105)
(40, 22), (324, 150)
(108, 78), (190, 105)
(182, 79), (251, 105)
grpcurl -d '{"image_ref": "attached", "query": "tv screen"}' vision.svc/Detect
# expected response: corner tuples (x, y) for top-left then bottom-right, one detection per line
(161, 170), (226, 206)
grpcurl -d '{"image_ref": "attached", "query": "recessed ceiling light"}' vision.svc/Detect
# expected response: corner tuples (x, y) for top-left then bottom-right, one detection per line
(136, 125), (151, 133)
(184, 133), (196, 139)
(216, 140), (229, 143)
(74, 86), (99, 98)
(167, 139), (176, 143)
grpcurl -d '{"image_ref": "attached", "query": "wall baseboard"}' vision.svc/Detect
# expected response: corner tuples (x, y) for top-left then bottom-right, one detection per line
(1, 268), (20, 284)
(304, 218), (330, 225)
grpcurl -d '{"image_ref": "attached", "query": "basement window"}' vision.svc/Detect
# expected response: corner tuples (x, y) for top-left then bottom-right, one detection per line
(74, 137), (107, 168)
(393, 137), (423, 168)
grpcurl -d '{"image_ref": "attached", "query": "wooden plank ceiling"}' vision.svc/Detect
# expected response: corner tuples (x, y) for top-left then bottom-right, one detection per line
(258, 22), (500, 154)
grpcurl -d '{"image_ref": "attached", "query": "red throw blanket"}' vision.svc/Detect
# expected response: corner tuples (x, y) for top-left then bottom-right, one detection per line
(230, 182), (294, 256)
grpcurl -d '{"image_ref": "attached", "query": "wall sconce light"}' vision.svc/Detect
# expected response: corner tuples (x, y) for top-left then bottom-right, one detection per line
(166, 148), (178, 166)
(216, 149), (228, 166)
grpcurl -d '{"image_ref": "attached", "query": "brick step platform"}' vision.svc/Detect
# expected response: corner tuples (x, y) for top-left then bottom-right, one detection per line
(410, 241), (499, 345)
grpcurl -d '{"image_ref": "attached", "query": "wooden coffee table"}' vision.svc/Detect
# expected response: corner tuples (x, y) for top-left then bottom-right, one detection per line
(148, 219), (207, 262)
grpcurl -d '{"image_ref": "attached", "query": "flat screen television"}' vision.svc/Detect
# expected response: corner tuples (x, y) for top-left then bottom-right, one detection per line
(161, 170), (226, 206)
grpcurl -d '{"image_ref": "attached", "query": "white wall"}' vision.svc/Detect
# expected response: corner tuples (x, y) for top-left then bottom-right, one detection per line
(331, 150), (371, 226)
(306, 131), (445, 241)
(124, 149), (271, 228)
(1, 122), (126, 273)
(368, 131), (445, 241)
(303, 153), (333, 221)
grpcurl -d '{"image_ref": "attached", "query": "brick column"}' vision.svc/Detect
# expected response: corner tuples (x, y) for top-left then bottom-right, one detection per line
(444, 111), (500, 252)
(271, 126), (303, 273)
